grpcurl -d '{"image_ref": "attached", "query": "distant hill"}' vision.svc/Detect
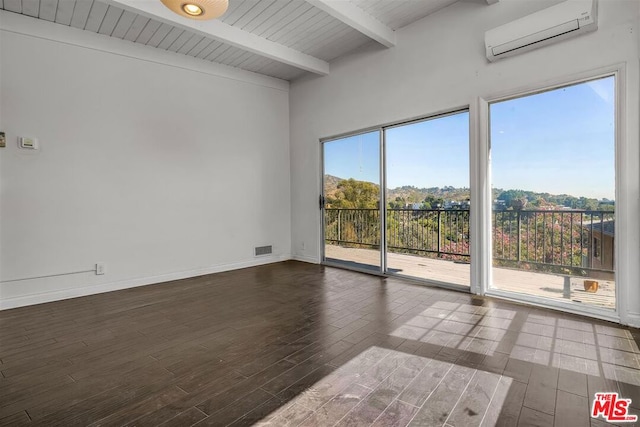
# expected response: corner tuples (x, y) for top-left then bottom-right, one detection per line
(324, 174), (469, 203)
(323, 175), (613, 210)
(323, 175), (343, 200)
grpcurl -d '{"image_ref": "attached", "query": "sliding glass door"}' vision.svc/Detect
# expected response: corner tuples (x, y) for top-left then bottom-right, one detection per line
(321, 73), (619, 319)
(322, 131), (381, 272)
(384, 112), (471, 287)
(489, 75), (616, 311)
(321, 112), (471, 288)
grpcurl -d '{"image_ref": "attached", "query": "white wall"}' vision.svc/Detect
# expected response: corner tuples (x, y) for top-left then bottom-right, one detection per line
(0, 12), (291, 309)
(290, 0), (640, 325)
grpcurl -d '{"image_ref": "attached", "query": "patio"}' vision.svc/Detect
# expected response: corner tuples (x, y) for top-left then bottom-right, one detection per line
(325, 245), (616, 310)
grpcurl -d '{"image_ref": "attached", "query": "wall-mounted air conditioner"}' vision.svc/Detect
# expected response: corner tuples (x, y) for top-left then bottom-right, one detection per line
(485, 0), (598, 62)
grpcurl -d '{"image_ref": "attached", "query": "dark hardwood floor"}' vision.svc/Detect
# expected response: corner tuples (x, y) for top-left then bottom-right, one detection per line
(1, 261), (639, 426)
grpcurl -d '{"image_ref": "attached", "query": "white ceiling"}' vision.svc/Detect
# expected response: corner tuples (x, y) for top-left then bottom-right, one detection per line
(0, 0), (493, 81)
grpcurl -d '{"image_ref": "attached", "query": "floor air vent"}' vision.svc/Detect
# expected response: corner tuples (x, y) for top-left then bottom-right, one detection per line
(255, 245), (273, 256)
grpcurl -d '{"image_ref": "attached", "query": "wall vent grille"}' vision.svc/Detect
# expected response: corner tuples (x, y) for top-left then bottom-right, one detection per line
(255, 245), (273, 256)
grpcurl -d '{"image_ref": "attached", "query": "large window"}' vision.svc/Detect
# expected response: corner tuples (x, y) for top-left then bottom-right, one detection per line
(489, 75), (616, 310)
(320, 73), (620, 319)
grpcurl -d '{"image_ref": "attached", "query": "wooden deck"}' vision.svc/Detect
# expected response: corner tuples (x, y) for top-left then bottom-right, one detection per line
(325, 245), (616, 309)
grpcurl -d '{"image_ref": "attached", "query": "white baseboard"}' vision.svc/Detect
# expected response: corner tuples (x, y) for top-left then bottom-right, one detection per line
(292, 254), (319, 264)
(0, 254), (291, 311)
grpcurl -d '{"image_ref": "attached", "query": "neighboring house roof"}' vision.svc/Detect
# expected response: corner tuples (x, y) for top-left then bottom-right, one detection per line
(583, 219), (615, 237)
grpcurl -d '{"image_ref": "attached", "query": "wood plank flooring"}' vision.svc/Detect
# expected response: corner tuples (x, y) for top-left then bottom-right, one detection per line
(0, 261), (639, 426)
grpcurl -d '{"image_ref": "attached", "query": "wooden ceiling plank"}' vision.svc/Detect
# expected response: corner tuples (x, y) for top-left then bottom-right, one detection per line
(145, 22), (172, 47)
(291, 17), (344, 52)
(314, 31), (369, 62)
(98, 5), (124, 35)
(3, 0), (21, 13)
(216, 45), (246, 64)
(167, 30), (193, 52)
(206, 44), (232, 61)
(123, 14), (148, 41)
(106, 0), (329, 75)
(38, 0), (57, 21)
(185, 37), (212, 57)
(251, 1), (300, 36)
(286, 13), (335, 50)
(227, 50), (253, 67)
(196, 40), (223, 59)
(269, 7), (321, 44)
(157, 26), (184, 50)
(238, 53), (271, 71)
(220, 0), (257, 26)
(194, 40), (222, 59)
(368, 0), (401, 17)
(260, 2), (312, 40)
(133, 18), (160, 44)
(384, 2), (427, 29)
(55, 0), (76, 25)
(278, 9), (330, 47)
(111, 9), (136, 38)
(69, 0), (92, 29)
(299, 23), (353, 56)
(84, 0), (108, 31)
(177, 34), (203, 54)
(242, 0), (290, 34)
(233, 0), (276, 30)
(21, 0), (39, 17)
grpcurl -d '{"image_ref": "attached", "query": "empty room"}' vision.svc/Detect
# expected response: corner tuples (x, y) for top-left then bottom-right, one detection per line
(1, 0), (640, 425)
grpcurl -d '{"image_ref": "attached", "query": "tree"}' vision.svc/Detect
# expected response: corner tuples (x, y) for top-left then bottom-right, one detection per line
(333, 178), (379, 209)
(423, 195), (444, 209)
(511, 197), (528, 211)
(498, 190), (525, 209)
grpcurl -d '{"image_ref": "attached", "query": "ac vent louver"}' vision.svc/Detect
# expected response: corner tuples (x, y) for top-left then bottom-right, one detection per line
(255, 245), (273, 256)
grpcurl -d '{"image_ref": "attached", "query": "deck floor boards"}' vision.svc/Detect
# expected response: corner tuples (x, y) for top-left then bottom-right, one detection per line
(325, 245), (615, 309)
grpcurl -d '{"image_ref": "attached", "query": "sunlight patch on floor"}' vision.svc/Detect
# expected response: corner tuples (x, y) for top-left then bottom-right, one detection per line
(389, 301), (515, 358)
(255, 345), (513, 426)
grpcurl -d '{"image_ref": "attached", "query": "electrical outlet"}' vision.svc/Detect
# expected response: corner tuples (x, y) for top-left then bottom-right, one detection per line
(95, 263), (106, 275)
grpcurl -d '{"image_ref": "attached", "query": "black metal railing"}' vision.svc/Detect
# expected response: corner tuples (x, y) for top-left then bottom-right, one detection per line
(325, 208), (615, 273)
(324, 209), (381, 249)
(324, 208), (469, 261)
(492, 210), (614, 274)
(386, 209), (470, 258)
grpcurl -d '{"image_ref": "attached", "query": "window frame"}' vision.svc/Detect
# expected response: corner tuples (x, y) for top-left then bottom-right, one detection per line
(478, 65), (626, 323)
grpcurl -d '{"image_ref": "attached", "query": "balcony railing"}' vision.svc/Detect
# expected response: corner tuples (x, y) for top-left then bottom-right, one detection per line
(324, 208), (614, 275)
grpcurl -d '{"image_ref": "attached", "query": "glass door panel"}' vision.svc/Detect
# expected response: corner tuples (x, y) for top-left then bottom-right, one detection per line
(489, 76), (616, 310)
(384, 111), (470, 287)
(322, 131), (381, 272)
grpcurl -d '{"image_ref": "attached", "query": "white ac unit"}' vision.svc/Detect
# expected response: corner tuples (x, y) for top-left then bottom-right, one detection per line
(485, 0), (598, 62)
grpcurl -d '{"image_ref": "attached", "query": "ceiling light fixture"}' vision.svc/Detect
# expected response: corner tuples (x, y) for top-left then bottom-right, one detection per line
(182, 4), (203, 16)
(160, 0), (228, 20)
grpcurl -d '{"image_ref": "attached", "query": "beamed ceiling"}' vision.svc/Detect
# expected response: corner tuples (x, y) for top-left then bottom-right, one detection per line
(0, 0), (498, 81)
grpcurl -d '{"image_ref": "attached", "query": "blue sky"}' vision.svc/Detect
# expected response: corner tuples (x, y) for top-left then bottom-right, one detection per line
(491, 76), (615, 199)
(324, 76), (615, 200)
